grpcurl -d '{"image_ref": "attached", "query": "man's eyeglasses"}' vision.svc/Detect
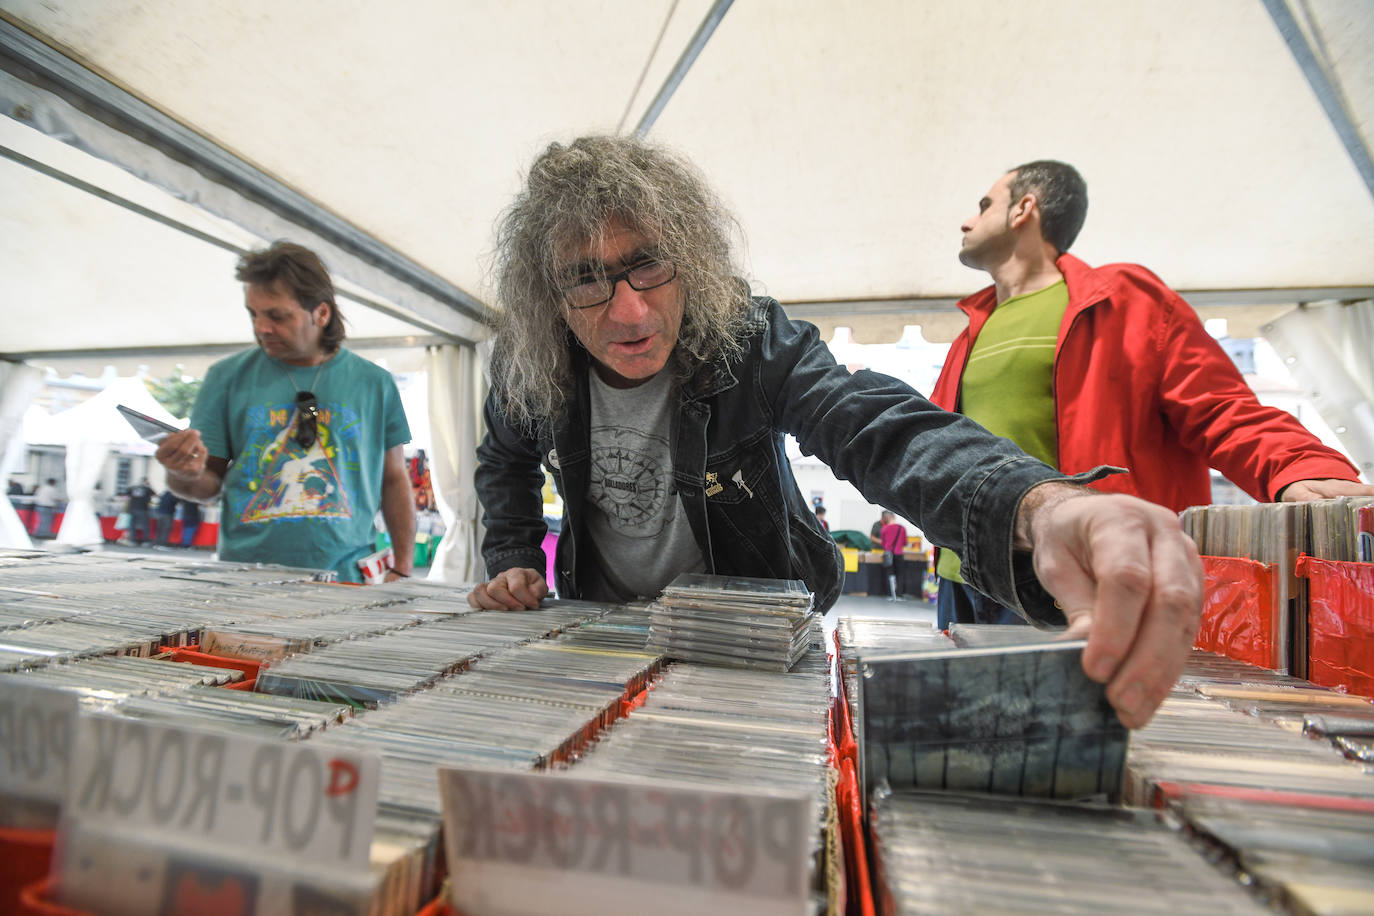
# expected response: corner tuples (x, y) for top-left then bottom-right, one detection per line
(561, 259), (676, 310)
(294, 391), (320, 449)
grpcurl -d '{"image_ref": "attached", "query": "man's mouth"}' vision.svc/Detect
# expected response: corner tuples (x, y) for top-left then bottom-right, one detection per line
(612, 335), (652, 352)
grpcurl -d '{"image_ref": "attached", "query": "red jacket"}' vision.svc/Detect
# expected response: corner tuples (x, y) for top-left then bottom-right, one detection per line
(930, 254), (1359, 513)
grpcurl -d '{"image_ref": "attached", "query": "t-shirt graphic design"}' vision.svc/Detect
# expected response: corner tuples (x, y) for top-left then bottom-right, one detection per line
(587, 425), (670, 537)
(239, 401), (352, 524)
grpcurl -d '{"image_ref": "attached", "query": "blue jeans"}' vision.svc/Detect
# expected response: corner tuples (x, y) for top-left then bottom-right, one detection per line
(937, 578), (1026, 629)
(34, 505), (56, 538)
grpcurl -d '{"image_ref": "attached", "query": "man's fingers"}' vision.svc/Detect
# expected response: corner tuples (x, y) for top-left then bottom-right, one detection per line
(1103, 524), (1202, 728)
(156, 430), (208, 474)
(511, 573), (549, 608)
(1030, 494), (1202, 729)
(1077, 524), (1153, 685)
(465, 569), (547, 611)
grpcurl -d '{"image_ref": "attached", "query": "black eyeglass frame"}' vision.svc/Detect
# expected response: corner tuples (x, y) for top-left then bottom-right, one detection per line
(560, 259), (677, 310)
(294, 391), (320, 449)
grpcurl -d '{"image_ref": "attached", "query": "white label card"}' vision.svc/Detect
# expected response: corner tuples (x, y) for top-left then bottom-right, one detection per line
(438, 766), (814, 916)
(67, 712), (379, 867)
(0, 676), (80, 803)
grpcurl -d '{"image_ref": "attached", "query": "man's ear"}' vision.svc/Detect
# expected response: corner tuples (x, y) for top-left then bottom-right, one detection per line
(1009, 194), (1038, 230)
(314, 302), (331, 326)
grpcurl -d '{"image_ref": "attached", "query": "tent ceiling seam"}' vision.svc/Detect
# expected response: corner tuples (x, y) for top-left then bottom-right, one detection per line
(634, 0), (734, 138)
(617, 0), (679, 135)
(0, 18), (494, 325)
(0, 143), (474, 346)
(2, 335), (462, 363)
(1261, 0), (1374, 202)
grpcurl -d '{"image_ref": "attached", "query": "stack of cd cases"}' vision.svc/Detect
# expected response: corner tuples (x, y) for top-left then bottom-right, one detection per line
(647, 573), (818, 671)
(868, 791), (1273, 914)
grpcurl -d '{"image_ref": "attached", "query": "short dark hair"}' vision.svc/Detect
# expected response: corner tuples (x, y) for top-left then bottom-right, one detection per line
(235, 241), (345, 353)
(1008, 160), (1088, 254)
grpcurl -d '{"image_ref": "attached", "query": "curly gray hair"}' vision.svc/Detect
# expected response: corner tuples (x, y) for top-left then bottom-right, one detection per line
(489, 135), (751, 433)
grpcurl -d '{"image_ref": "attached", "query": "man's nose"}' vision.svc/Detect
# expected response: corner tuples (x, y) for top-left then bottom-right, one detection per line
(603, 278), (650, 321)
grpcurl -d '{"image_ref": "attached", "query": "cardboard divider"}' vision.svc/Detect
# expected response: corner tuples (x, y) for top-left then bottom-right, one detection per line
(1196, 555), (1281, 669)
(829, 631), (876, 916)
(1296, 555), (1374, 697)
(157, 644), (265, 683)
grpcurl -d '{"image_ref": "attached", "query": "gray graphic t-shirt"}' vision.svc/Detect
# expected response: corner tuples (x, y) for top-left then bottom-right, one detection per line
(586, 369), (705, 599)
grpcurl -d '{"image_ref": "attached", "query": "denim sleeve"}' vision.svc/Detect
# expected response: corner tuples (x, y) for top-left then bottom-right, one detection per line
(473, 392), (552, 579)
(753, 300), (1072, 623)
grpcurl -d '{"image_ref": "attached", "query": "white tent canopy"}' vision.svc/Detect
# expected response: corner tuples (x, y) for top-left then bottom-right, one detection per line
(1, 1), (1372, 558)
(24, 375), (181, 455)
(2, 0), (1372, 356)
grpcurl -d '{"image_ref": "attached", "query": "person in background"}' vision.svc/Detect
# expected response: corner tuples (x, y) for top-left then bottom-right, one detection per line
(879, 509), (908, 600)
(932, 159), (1374, 627)
(154, 489), (178, 549)
(815, 505), (829, 531)
(468, 133), (1207, 729)
(153, 241), (415, 582)
(179, 499), (202, 549)
(125, 477), (155, 545)
(31, 477), (58, 538)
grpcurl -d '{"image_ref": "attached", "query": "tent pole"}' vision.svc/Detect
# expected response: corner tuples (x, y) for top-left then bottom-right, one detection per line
(634, 0), (735, 138)
(1260, 0), (1374, 203)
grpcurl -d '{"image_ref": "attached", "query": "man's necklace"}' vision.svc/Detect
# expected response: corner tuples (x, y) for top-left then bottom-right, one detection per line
(277, 358), (328, 398)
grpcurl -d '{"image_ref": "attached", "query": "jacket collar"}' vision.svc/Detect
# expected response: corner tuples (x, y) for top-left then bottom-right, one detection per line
(957, 252), (1108, 320)
(680, 296), (767, 400)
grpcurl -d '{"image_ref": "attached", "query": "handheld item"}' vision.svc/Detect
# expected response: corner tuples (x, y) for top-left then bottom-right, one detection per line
(116, 404), (180, 443)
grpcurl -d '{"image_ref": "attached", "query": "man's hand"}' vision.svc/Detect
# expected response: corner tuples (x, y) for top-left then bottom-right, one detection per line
(1278, 478), (1374, 501)
(1019, 482), (1202, 729)
(155, 429), (209, 477)
(467, 567), (549, 610)
(155, 429), (226, 502)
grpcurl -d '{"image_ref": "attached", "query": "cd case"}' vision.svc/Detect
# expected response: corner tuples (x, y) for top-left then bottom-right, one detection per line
(859, 640), (1128, 802)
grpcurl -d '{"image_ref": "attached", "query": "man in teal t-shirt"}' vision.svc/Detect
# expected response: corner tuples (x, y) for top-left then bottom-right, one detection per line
(155, 241), (415, 583)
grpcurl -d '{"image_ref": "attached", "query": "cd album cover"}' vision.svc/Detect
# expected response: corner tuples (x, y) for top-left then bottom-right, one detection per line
(860, 640), (1127, 801)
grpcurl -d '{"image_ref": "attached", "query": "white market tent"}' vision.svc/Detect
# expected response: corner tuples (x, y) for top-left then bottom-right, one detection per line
(1, 0), (1372, 570)
(18, 376), (182, 546)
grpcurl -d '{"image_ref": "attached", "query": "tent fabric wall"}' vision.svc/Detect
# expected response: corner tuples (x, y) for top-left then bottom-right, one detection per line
(55, 437), (105, 547)
(0, 360), (44, 548)
(425, 343), (486, 584)
(1261, 301), (1374, 480)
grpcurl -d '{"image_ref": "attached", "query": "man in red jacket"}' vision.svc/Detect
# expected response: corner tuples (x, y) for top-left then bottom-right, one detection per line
(931, 160), (1372, 627)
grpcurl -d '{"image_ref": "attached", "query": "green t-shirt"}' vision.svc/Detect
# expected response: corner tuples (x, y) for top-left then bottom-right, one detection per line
(191, 347), (410, 582)
(938, 280), (1068, 583)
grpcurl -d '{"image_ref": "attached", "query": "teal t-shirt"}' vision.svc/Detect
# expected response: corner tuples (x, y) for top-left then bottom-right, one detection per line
(191, 347), (410, 582)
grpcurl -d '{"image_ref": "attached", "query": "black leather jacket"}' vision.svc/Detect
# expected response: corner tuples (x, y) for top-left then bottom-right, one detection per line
(475, 298), (1070, 620)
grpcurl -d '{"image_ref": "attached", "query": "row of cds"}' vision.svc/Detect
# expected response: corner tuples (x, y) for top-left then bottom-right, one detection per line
(4, 550), (856, 916)
(11, 653), (244, 691)
(1125, 650), (1374, 913)
(648, 573), (819, 671)
(869, 791), (1273, 914)
(1178, 496), (1374, 679)
(256, 601), (608, 706)
(0, 552), (472, 671)
(574, 652), (834, 910)
(836, 613), (1374, 913)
